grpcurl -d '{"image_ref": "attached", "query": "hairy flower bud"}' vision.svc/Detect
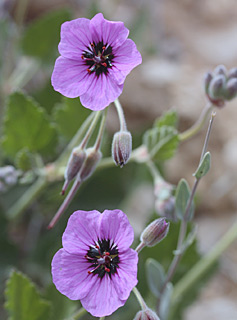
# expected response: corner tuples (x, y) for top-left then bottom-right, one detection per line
(225, 78), (237, 100)
(134, 309), (160, 320)
(155, 196), (176, 221)
(140, 218), (170, 247)
(214, 64), (227, 76)
(62, 147), (86, 195)
(204, 72), (213, 94)
(227, 67), (237, 80)
(79, 147), (102, 181)
(208, 75), (225, 99)
(112, 131), (132, 167)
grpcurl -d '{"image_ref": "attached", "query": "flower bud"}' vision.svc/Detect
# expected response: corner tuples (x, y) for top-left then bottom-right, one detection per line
(112, 130), (132, 167)
(224, 78), (237, 100)
(0, 165), (21, 192)
(204, 72), (213, 94)
(62, 146), (86, 195)
(140, 218), (170, 247)
(227, 67), (237, 80)
(214, 64), (227, 76)
(155, 196), (177, 222)
(134, 309), (160, 320)
(79, 147), (102, 181)
(208, 75), (225, 99)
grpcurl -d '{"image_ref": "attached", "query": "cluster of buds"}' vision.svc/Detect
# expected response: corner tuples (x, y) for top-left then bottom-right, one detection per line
(205, 65), (237, 107)
(0, 165), (21, 193)
(154, 177), (176, 221)
(134, 308), (160, 320)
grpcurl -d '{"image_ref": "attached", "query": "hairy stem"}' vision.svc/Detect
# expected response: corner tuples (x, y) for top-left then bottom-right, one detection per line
(133, 287), (147, 310)
(179, 103), (213, 141)
(114, 98), (127, 131)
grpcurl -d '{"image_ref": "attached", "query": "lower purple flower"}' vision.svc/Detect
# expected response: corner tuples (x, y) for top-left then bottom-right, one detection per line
(51, 209), (138, 317)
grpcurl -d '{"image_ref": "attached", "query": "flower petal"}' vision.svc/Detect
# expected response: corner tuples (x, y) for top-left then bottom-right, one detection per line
(111, 39), (142, 85)
(62, 210), (102, 254)
(81, 275), (127, 317)
(51, 56), (90, 98)
(58, 18), (91, 59)
(100, 209), (134, 250)
(80, 73), (123, 110)
(52, 248), (96, 300)
(113, 248), (138, 300)
(90, 13), (129, 48)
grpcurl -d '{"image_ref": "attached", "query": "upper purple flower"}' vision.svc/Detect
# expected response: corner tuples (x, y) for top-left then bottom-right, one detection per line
(51, 13), (142, 111)
(51, 209), (138, 317)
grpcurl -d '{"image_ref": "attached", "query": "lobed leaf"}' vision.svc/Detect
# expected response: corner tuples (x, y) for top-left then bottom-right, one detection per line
(1, 92), (58, 159)
(143, 126), (179, 162)
(155, 110), (178, 129)
(5, 270), (51, 320)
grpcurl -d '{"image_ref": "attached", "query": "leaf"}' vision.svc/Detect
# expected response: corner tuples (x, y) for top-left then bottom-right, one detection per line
(5, 270), (51, 320)
(146, 258), (165, 298)
(159, 283), (173, 320)
(143, 126), (179, 162)
(155, 110), (178, 129)
(1, 92), (58, 158)
(193, 152), (211, 179)
(175, 179), (194, 221)
(15, 148), (33, 171)
(53, 97), (91, 140)
(20, 9), (71, 63)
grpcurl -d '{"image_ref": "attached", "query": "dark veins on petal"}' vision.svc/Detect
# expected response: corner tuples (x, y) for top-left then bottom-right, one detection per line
(86, 239), (119, 279)
(82, 41), (114, 77)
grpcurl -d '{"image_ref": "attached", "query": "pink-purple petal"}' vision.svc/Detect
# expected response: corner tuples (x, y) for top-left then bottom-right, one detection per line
(80, 73), (123, 110)
(52, 248), (96, 300)
(62, 210), (101, 254)
(51, 56), (90, 98)
(81, 275), (127, 317)
(58, 18), (91, 59)
(100, 209), (134, 250)
(90, 13), (129, 48)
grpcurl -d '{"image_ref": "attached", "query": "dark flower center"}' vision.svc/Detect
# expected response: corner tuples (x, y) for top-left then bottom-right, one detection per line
(82, 41), (114, 76)
(85, 239), (119, 278)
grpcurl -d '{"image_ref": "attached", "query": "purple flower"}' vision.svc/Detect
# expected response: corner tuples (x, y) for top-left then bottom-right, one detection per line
(51, 209), (138, 317)
(51, 13), (142, 111)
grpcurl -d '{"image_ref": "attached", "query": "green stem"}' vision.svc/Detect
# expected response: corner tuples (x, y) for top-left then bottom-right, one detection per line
(133, 287), (147, 310)
(80, 110), (102, 149)
(135, 242), (146, 253)
(172, 218), (237, 303)
(179, 103), (213, 141)
(94, 109), (108, 151)
(15, 0), (30, 26)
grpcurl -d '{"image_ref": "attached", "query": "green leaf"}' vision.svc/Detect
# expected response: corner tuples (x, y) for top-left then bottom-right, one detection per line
(53, 97), (91, 140)
(194, 152), (211, 179)
(146, 258), (165, 298)
(143, 126), (179, 161)
(1, 92), (58, 158)
(175, 179), (194, 220)
(20, 9), (71, 63)
(15, 148), (33, 171)
(155, 110), (178, 129)
(173, 225), (197, 255)
(5, 270), (51, 320)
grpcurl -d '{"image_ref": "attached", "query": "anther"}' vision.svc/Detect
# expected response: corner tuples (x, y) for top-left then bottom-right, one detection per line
(104, 267), (110, 273)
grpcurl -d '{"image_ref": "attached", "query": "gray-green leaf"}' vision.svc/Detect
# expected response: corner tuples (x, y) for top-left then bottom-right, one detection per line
(155, 110), (178, 129)
(146, 258), (165, 298)
(175, 179), (194, 220)
(194, 152), (211, 179)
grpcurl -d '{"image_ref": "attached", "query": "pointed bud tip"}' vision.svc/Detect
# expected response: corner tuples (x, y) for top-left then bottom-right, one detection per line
(140, 218), (170, 247)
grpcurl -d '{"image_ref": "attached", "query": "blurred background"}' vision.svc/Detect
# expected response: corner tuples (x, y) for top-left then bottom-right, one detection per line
(0, 0), (237, 319)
